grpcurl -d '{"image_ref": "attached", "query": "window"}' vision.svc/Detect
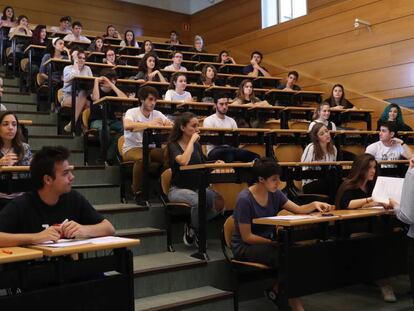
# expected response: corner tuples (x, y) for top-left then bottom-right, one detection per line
(262, 0), (307, 28)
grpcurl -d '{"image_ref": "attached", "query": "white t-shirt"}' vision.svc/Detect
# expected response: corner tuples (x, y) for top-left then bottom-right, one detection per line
(164, 90), (192, 101)
(366, 141), (406, 164)
(308, 120), (337, 132)
(122, 107), (168, 154)
(163, 64), (187, 71)
(301, 143), (337, 186)
(203, 114), (238, 154)
(63, 33), (91, 44)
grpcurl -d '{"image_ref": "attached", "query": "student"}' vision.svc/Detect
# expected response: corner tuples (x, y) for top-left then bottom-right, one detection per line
(164, 73), (192, 101)
(163, 51), (187, 72)
(243, 51), (270, 77)
(122, 86), (173, 196)
(231, 79), (260, 105)
(189, 35), (206, 53)
(0, 6), (16, 28)
(301, 123), (338, 201)
(308, 102), (337, 131)
(8, 15), (32, 37)
(199, 64), (216, 87)
(168, 112), (224, 246)
(62, 48), (93, 132)
(39, 38), (71, 85)
(165, 30), (181, 46)
(91, 68), (126, 164)
(103, 25), (121, 39)
(88, 37), (104, 53)
(366, 121), (414, 164)
(132, 52), (166, 83)
(232, 158), (331, 311)
(324, 84), (354, 109)
(0, 145), (115, 247)
(217, 50), (236, 64)
(120, 29), (139, 48)
(31, 24), (47, 45)
(137, 40), (155, 58)
(0, 111), (32, 208)
(50, 16), (72, 34)
(63, 21), (91, 44)
(377, 103), (412, 132)
(277, 71), (301, 91)
(203, 94), (259, 162)
(103, 48), (117, 66)
(392, 157), (414, 305)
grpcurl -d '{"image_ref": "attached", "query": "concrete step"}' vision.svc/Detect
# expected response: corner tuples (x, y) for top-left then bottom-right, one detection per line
(2, 101), (37, 112)
(3, 78), (19, 87)
(3, 92), (37, 103)
(134, 286), (233, 311)
(73, 166), (120, 185)
(132, 241), (230, 298)
(30, 149), (84, 166)
(15, 111), (57, 124)
(28, 135), (83, 150)
(27, 124), (57, 135)
(116, 227), (167, 256)
(73, 184), (120, 205)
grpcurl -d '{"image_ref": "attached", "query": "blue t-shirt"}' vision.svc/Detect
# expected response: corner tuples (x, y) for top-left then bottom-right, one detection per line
(232, 188), (288, 250)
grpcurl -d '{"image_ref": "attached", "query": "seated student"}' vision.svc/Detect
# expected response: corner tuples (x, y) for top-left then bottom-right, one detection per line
(0, 111), (32, 209)
(377, 103), (412, 132)
(122, 86), (173, 197)
(163, 51), (187, 72)
(232, 158), (331, 311)
(189, 35), (207, 53)
(203, 94), (259, 162)
(120, 29), (139, 48)
(50, 16), (72, 34)
(103, 48), (117, 66)
(324, 84), (353, 109)
(366, 121), (414, 164)
(301, 123), (338, 202)
(308, 102), (337, 131)
(137, 40), (156, 58)
(168, 112), (224, 246)
(91, 68), (126, 165)
(132, 52), (166, 83)
(39, 38), (71, 86)
(217, 50), (236, 64)
(243, 51), (270, 77)
(63, 21), (91, 44)
(277, 71), (301, 91)
(31, 24), (47, 46)
(164, 72), (192, 101)
(62, 48), (93, 132)
(8, 15), (32, 38)
(103, 25), (121, 39)
(165, 30), (181, 46)
(0, 6), (16, 28)
(199, 64), (216, 87)
(88, 37), (104, 53)
(0, 145), (115, 247)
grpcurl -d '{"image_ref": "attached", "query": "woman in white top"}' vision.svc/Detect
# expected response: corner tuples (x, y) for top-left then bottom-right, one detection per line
(308, 102), (336, 132)
(164, 72), (192, 102)
(301, 123), (338, 202)
(120, 30), (139, 48)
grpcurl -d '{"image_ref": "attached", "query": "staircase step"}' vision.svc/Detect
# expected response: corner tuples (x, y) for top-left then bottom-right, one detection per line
(3, 78), (19, 87)
(15, 111), (57, 124)
(134, 286), (233, 311)
(2, 93), (37, 103)
(31, 149), (84, 166)
(27, 124), (57, 135)
(116, 227), (166, 255)
(2, 101), (37, 111)
(73, 166), (120, 185)
(73, 184), (120, 204)
(28, 135), (83, 150)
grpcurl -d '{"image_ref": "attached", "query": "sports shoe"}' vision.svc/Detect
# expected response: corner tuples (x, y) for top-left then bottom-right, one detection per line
(264, 287), (279, 305)
(64, 122), (72, 133)
(380, 285), (397, 302)
(183, 223), (195, 247)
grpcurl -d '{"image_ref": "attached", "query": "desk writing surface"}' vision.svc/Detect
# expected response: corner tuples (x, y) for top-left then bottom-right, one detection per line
(43, 58), (71, 66)
(177, 102), (214, 108)
(0, 247), (43, 264)
(253, 215), (339, 227)
(180, 162), (254, 171)
(93, 96), (138, 105)
(23, 44), (46, 54)
(329, 209), (385, 220)
(19, 119), (33, 125)
(0, 166), (30, 172)
(29, 238), (140, 257)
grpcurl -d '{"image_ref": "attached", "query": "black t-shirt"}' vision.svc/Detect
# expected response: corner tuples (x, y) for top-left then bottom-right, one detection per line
(0, 190), (105, 233)
(168, 141), (205, 190)
(242, 64), (268, 76)
(338, 186), (372, 210)
(90, 88), (117, 122)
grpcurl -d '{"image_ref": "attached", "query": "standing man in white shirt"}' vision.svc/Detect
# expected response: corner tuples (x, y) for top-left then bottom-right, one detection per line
(164, 51), (187, 72)
(122, 86), (173, 198)
(63, 21), (91, 44)
(203, 94), (259, 162)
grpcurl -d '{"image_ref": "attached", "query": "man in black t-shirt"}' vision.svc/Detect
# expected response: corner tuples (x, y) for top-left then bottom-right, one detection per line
(0, 146), (115, 247)
(242, 51), (271, 77)
(90, 68), (127, 164)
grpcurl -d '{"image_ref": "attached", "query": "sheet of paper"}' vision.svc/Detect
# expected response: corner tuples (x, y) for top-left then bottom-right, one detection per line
(372, 176), (404, 204)
(35, 236), (133, 248)
(264, 215), (316, 220)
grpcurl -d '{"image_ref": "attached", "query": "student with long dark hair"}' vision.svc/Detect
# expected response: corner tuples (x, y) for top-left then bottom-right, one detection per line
(199, 64), (216, 87)
(120, 29), (139, 48)
(103, 48), (117, 66)
(324, 84), (353, 109)
(0, 6), (16, 27)
(133, 52), (166, 83)
(164, 72), (192, 101)
(217, 50), (236, 64)
(232, 158), (331, 310)
(39, 38), (71, 85)
(309, 102), (337, 131)
(103, 25), (121, 39)
(138, 40), (155, 58)
(88, 37), (104, 52)
(0, 111), (32, 208)
(168, 112), (225, 246)
(377, 103), (412, 132)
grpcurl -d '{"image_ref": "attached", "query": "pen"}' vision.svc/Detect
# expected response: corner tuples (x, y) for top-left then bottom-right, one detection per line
(2, 249), (13, 254)
(60, 219), (69, 229)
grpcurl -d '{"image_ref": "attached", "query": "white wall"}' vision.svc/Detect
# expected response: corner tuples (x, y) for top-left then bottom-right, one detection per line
(119, 0), (223, 14)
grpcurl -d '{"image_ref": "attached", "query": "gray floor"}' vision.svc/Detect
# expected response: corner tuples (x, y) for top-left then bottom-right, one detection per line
(240, 276), (412, 311)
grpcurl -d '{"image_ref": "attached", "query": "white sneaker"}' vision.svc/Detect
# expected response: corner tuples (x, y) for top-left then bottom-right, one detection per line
(64, 122), (72, 133)
(183, 223), (195, 247)
(381, 285), (397, 302)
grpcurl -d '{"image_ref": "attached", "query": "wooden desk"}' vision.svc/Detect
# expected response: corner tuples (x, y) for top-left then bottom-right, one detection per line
(219, 63), (246, 75)
(23, 44), (46, 91)
(0, 247), (43, 264)
(0, 25), (11, 65)
(9, 33), (32, 77)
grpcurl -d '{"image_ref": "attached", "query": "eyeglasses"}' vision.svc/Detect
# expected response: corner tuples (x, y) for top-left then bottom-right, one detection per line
(107, 53), (115, 56)
(77, 56), (86, 60)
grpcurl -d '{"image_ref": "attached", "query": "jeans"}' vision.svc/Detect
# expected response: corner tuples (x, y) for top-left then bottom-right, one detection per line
(168, 186), (220, 229)
(207, 146), (259, 163)
(90, 119), (123, 162)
